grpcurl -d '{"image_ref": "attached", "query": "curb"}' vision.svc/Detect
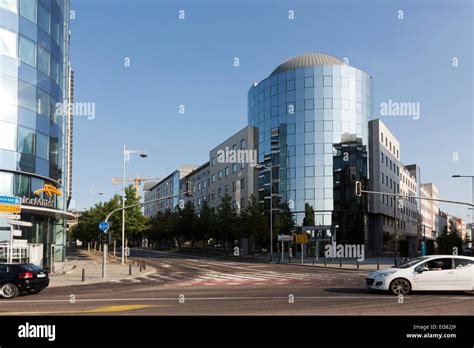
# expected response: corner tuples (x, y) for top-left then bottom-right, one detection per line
(48, 265), (157, 288)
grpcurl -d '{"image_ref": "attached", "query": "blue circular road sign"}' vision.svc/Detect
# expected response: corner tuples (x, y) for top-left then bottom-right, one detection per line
(99, 221), (109, 232)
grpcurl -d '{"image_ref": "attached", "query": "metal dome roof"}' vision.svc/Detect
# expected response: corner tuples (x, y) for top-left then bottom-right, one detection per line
(270, 52), (344, 76)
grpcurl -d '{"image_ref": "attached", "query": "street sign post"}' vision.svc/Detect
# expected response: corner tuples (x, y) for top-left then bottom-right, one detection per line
(0, 214), (21, 220)
(8, 220), (33, 227)
(99, 221), (109, 232)
(0, 196), (21, 214)
(12, 230), (22, 237)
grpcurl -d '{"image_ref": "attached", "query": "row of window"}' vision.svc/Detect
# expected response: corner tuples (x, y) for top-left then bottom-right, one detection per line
(253, 76), (368, 105)
(380, 151), (399, 176)
(379, 131), (399, 159)
(0, 121), (60, 162)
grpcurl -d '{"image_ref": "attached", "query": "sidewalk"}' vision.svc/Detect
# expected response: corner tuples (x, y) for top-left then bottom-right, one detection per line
(48, 249), (156, 288)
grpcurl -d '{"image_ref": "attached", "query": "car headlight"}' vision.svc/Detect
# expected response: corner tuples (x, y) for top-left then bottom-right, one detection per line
(377, 271), (396, 277)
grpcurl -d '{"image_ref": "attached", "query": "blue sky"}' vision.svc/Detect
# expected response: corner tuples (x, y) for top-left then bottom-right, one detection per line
(69, 0), (473, 219)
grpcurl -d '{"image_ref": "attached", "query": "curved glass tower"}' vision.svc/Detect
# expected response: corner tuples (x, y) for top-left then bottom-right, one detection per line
(0, 0), (71, 269)
(248, 53), (370, 244)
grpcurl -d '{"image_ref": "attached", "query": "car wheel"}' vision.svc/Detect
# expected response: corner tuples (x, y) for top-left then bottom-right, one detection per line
(389, 278), (411, 295)
(0, 283), (20, 299)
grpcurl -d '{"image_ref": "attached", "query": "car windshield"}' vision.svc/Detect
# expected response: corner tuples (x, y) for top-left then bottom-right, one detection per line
(393, 257), (430, 268)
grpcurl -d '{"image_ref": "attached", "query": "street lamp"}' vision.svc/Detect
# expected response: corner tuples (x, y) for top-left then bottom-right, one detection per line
(121, 145), (147, 264)
(254, 163), (274, 262)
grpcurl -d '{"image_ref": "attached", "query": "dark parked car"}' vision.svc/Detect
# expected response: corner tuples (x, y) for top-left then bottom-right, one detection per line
(0, 263), (49, 299)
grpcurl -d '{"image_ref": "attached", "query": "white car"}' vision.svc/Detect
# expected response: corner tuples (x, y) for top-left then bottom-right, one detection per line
(366, 255), (474, 295)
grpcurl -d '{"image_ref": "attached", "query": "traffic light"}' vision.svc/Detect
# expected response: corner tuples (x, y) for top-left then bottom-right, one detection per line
(355, 181), (362, 196)
(185, 181), (192, 196)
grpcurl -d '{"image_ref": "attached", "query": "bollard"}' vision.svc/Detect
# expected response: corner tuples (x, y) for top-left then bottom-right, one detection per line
(289, 255), (291, 264)
(377, 259), (380, 270)
(357, 260), (359, 269)
(81, 268), (85, 282)
(129, 264), (132, 275)
(339, 259), (342, 268)
(324, 257), (327, 266)
(139, 259), (143, 272)
(312, 256), (315, 266)
(143, 260), (146, 270)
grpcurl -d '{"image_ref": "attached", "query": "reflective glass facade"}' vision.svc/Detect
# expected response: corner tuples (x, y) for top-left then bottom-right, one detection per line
(0, 0), (70, 268)
(248, 58), (370, 244)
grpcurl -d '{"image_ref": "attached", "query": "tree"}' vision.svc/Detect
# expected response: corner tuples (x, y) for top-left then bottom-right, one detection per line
(436, 226), (463, 255)
(196, 201), (216, 252)
(240, 195), (267, 257)
(176, 201), (197, 249)
(216, 194), (238, 255)
(303, 203), (315, 226)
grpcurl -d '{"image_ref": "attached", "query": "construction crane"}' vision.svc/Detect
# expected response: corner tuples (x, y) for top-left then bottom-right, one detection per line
(112, 176), (162, 198)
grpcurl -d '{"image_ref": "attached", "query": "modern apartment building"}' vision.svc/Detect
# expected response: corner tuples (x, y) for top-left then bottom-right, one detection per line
(368, 119), (419, 257)
(0, 0), (73, 270)
(143, 165), (198, 217)
(247, 53), (370, 245)
(144, 126), (258, 217)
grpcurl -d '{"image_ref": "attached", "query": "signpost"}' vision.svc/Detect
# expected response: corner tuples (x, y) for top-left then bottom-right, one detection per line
(295, 234), (309, 264)
(8, 220), (33, 227)
(278, 235), (293, 262)
(0, 196), (21, 214)
(99, 221), (109, 232)
(98, 222), (110, 279)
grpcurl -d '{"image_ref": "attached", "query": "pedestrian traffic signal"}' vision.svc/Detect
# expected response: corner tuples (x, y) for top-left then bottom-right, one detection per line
(355, 181), (362, 196)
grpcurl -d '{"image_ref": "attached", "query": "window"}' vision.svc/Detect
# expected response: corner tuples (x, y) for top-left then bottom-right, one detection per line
(0, 121), (16, 151)
(218, 188), (222, 197)
(37, 45), (50, 76)
(323, 76), (332, 86)
(225, 185), (229, 193)
(0, 27), (17, 59)
(381, 173), (384, 183)
(240, 139), (246, 149)
(232, 181), (237, 192)
(212, 157), (216, 166)
(0, 0), (17, 13)
(218, 171), (222, 180)
(381, 152), (384, 163)
(212, 174), (216, 182)
(17, 126), (35, 155)
(286, 80), (295, 91)
(197, 183), (201, 191)
(271, 84), (278, 96)
(20, 0), (36, 22)
(232, 163), (237, 173)
(225, 167), (229, 176)
(380, 132), (384, 143)
(240, 178), (245, 189)
(19, 35), (36, 67)
(421, 258), (453, 271)
(323, 98), (333, 109)
(18, 80), (36, 112)
(454, 258), (472, 269)
(341, 99), (349, 110)
(36, 132), (49, 160)
(304, 77), (313, 88)
(38, 4), (50, 34)
(304, 99), (314, 110)
(37, 89), (50, 117)
(341, 77), (349, 88)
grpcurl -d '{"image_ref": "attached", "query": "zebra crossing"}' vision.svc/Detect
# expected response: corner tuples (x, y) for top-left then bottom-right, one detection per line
(113, 270), (344, 287)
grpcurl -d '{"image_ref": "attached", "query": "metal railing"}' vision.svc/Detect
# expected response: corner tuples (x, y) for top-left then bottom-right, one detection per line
(0, 243), (29, 263)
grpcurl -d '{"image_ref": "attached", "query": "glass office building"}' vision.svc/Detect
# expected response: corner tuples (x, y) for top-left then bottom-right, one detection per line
(248, 53), (370, 244)
(0, 0), (72, 269)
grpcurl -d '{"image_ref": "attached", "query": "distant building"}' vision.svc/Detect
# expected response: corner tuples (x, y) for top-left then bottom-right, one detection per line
(368, 119), (419, 257)
(144, 126), (258, 216)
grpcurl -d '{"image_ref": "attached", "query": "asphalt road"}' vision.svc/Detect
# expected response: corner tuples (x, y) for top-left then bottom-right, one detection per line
(0, 249), (472, 315)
